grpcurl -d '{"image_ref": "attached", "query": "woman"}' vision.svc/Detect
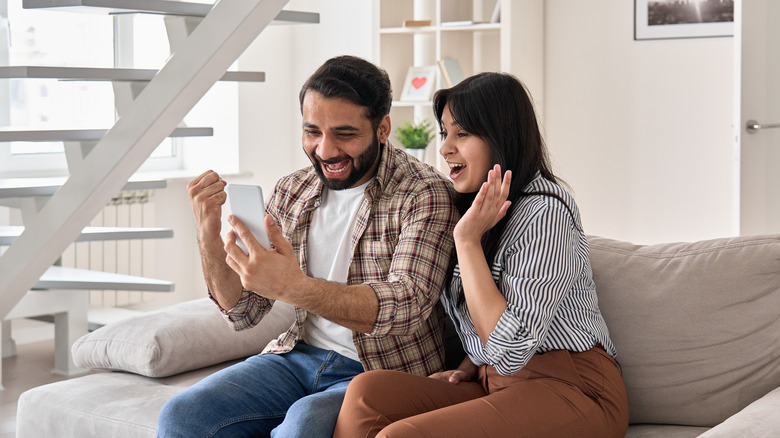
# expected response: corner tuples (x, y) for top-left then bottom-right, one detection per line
(333, 73), (629, 437)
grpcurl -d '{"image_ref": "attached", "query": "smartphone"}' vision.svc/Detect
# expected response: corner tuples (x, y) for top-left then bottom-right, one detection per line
(226, 184), (271, 253)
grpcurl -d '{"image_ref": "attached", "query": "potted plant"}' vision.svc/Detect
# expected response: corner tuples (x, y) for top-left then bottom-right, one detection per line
(395, 119), (435, 161)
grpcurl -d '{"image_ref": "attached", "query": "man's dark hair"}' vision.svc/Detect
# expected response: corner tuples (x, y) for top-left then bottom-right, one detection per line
(299, 55), (393, 131)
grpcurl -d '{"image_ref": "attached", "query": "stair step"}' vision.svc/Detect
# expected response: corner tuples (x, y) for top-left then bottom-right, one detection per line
(0, 66), (265, 83)
(0, 226), (173, 246)
(24, 307), (145, 332)
(35, 266), (174, 292)
(0, 176), (166, 199)
(88, 306), (145, 331)
(22, 0), (319, 23)
(0, 126), (213, 142)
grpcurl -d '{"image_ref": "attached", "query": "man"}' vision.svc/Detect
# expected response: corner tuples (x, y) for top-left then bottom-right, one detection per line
(157, 56), (458, 437)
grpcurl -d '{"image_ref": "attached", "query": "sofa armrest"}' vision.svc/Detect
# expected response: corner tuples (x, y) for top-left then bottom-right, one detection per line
(697, 387), (780, 438)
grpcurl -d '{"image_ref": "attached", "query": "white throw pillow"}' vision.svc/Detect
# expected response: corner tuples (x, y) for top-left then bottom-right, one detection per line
(71, 297), (295, 377)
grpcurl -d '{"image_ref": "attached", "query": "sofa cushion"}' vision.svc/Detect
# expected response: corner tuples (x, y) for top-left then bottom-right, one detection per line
(697, 386), (780, 437)
(588, 234), (780, 427)
(71, 297), (295, 377)
(625, 424), (710, 438)
(17, 360), (236, 438)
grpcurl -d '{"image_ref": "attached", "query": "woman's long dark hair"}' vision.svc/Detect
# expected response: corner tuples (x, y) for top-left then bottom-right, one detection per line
(434, 72), (567, 273)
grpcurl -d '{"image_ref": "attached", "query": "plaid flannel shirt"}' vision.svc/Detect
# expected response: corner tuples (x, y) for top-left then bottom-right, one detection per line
(217, 141), (458, 376)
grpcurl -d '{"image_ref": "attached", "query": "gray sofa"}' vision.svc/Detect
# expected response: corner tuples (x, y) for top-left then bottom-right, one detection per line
(16, 234), (780, 437)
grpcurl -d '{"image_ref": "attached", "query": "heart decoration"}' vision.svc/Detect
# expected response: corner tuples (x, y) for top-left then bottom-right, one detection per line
(411, 77), (427, 90)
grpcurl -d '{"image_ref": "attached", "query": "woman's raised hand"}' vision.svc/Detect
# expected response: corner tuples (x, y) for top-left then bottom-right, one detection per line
(453, 164), (512, 244)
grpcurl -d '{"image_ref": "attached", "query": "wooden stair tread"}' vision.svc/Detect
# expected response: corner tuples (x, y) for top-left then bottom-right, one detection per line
(35, 266), (174, 292)
(0, 226), (173, 246)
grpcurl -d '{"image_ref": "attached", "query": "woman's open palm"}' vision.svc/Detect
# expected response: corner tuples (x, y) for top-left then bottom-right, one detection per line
(454, 165), (512, 243)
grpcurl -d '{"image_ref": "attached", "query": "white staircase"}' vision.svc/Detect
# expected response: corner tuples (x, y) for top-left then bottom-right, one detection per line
(0, 0), (318, 389)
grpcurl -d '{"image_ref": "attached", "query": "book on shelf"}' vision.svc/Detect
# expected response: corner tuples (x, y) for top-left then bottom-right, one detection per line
(403, 19), (432, 27)
(491, 0), (501, 23)
(440, 20), (479, 27)
(437, 59), (464, 88)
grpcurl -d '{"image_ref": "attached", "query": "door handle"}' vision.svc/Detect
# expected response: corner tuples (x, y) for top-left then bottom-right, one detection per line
(746, 120), (780, 134)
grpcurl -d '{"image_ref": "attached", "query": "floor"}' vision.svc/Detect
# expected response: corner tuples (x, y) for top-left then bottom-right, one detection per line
(0, 339), (99, 438)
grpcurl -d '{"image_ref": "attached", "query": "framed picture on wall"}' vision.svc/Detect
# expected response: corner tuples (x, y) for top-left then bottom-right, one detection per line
(400, 66), (437, 102)
(634, 0), (734, 40)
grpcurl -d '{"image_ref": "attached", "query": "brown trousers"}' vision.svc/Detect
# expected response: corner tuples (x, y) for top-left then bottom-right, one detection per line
(333, 346), (629, 438)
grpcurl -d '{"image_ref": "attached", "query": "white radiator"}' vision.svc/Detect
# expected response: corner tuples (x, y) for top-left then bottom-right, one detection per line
(61, 190), (157, 307)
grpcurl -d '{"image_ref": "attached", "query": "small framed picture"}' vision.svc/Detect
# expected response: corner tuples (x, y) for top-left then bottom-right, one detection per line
(634, 0), (733, 41)
(400, 65), (437, 102)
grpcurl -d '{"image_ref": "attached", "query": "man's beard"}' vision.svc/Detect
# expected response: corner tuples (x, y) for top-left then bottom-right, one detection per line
(310, 135), (381, 190)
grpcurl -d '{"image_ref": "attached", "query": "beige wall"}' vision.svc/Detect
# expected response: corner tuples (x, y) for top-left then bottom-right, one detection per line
(544, 1), (735, 244)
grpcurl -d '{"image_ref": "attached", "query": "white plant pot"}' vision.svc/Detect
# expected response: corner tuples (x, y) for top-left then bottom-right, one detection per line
(405, 148), (426, 161)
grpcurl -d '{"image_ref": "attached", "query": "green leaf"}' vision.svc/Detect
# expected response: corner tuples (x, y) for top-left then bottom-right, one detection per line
(395, 119), (435, 149)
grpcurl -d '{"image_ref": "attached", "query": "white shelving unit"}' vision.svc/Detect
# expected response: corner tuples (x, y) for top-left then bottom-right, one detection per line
(373, 0), (544, 170)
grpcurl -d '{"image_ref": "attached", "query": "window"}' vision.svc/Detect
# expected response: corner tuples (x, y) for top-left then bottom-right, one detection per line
(0, 3), (113, 175)
(0, 4), (238, 177)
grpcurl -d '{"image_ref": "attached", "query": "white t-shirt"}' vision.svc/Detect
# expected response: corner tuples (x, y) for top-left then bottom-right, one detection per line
(302, 180), (371, 362)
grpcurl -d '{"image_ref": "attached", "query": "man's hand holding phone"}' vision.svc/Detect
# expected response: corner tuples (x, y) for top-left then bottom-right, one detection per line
(224, 183), (306, 301)
(226, 184), (271, 253)
(224, 209), (305, 302)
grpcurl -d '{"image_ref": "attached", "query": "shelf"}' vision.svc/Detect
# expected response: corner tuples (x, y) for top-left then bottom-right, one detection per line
(380, 26), (437, 35)
(23, 0), (319, 24)
(34, 266), (174, 292)
(0, 226), (173, 246)
(0, 66), (265, 83)
(439, 22), (500, 32)
(380, 23), (500, 34)
(0, 176), (166, 199)
(0, 126), (213, 142)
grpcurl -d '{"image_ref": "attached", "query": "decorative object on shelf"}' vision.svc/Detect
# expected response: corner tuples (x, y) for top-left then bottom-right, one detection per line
(395, 119), (435, 161)
(400, 65), (437, 102)
(634, 0), (733, 40)
(403, 19), (431, 27)
(437, 59), (464, 88)
(491, 0), (501, 23)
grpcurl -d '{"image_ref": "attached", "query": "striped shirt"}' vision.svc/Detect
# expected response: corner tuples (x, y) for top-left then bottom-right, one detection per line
(441, 175), (616, 376)
(218, 141), (459, 377)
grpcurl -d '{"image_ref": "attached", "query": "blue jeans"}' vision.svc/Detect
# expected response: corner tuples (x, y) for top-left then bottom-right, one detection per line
(156, 343), (364, 438)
